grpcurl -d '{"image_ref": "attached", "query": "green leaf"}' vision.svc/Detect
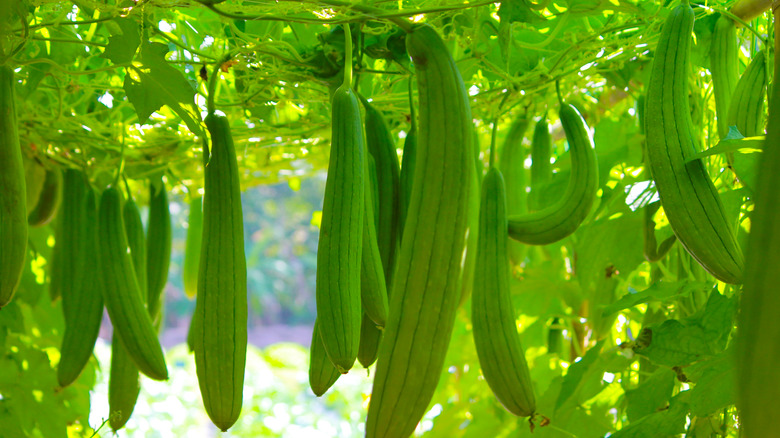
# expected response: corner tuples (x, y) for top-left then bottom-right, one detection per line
(633, 291), (736, 367)
(574, 211), (645, 287)
(624, 368), (676, 422)
(686, 136), (764, 162)
(611, 391), (691, 438)
(554, 341), (633, 411)
(687, 348), (736, 417)
(123, 42), (201, 133)
(102, 18), (141, 65)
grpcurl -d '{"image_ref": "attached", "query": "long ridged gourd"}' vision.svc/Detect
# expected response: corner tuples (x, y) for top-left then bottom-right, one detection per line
(358, 155), (385, 367)
(308, 320), (341, 396)
(193, 114), (248, 431)
(529, 117), (552, 212)
(98, 186), (168, 381)
(146, 177), (172, 321)
(182, 195), (203, 299)
(55, 170), (89, 322)
(645, 4), (744, 284)
(28, 167), (62, 227)
(359, 94), (401, 287)
(0, 65), (27, 307)
(399, 80), (416, 234)
(365, 24), (473, 438)
(498, 115), (529, 266)
(727, 50), (767, 137)
(736, 58), (780, 438)
(57, 187), (104, 387)
(710, 15), (739, 139)
(507, 103), (598, 245)
(361, 152), (389, 327)
(315, 28), (364, 372)
(108, 195), (147, 431)
(472, 166), (536, 416)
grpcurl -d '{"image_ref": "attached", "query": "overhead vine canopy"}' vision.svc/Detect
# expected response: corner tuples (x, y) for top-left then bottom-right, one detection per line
(4, 0), (730, 192)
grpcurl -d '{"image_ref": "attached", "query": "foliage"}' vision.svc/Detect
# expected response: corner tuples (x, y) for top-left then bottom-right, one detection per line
(0, 0), (772, 436)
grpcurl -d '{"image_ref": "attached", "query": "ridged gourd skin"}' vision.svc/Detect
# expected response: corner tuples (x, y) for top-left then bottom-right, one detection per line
(507, 104), (598, 245)
(472, 167), (536, 417)
(365, 24), (474, 438)
(28, 167), (62, 227)
(360, 153), (389, 328)
(529, 117), (552, 212)
(146, 177), (172, 321)
(359, 94), (401, 286)
(57, 187), (104, 388)
(98, 186), (169, 381)
(709, 15), (739, 139)
(193, 114), (248, 432)
(108, 195), (148, 431)
(736, 63), (780, 438)
(0, 65), (27, 307)
(308, 320), (341, 396)
(644, 4), (744, 284)
(315, 84), (365, 373)
(727, 50), (767, 137)
(182, 195), (203, 299)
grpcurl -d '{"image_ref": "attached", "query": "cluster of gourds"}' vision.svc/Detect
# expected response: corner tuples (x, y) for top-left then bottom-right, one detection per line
(307, 21), (603, 436)
(1, 0), (779, 434)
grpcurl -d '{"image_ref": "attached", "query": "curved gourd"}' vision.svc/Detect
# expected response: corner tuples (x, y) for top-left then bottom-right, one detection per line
(507, 104), (599, 245)
(645, 4), (744, 284)
(28, 167), (62, 227)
